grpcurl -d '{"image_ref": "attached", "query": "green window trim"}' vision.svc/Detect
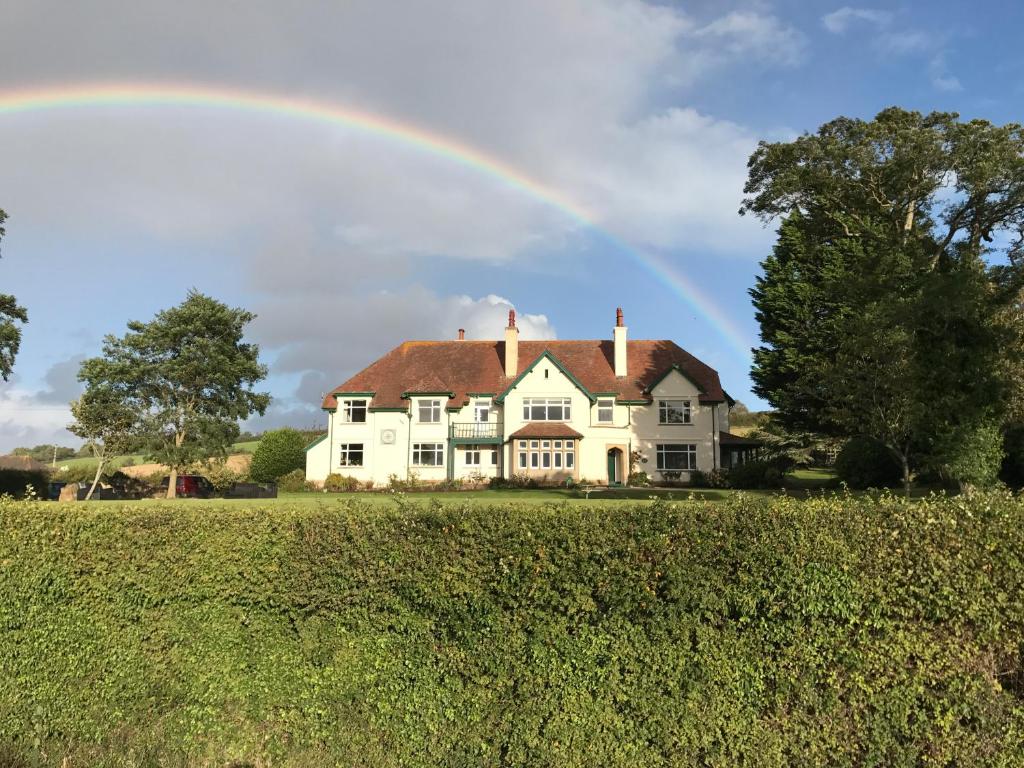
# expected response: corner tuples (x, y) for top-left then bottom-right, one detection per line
(495, 351), (595, 404)
(304, 434), (328, 451)
(643, 364), (706, 396)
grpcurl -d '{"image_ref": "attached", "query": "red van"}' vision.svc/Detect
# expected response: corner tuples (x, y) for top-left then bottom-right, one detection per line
(160, 474), (215, 498)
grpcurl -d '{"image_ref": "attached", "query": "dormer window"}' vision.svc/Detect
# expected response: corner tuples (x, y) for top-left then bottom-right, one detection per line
(596, 398), (614, 423)
(418, 399), (442, 423)
(340, 399), (367, 423)
(474, 400), (491, 423)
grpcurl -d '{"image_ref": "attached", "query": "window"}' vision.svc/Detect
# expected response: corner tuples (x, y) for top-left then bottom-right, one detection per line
(341, 399), (367, 423)
(474, 401), (490, 423)
(658, 399), (692, 424)
(463, 445), (495, 467)
(542, 452), (551, 468)
(518, 451), (527, 469)
(597, 398), (614, 423)
(656, 444), (697, 471)
(522, 397), (572, 421)
(338, 443), (364, 466)
(412, 443), (444, 466)
(418, 399), (441, 423)
(566, 443), (575, 469)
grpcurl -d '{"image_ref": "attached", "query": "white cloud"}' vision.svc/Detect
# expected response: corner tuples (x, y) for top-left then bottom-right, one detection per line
(692, 11), (806, 68)
(822, 7), (892, 34)
(0, 388), (76, 453)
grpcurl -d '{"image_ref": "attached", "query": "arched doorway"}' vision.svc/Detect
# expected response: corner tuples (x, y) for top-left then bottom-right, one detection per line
(607, 448), (623, 486)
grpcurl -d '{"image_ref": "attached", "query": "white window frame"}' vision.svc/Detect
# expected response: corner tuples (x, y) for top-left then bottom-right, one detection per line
(656, 443), (697, 471)
(658, 399), (692, 425)
(474, 401), (491, 423)
(340, 399), (367, 423)
(417, 399), (442, 424)
(338, 443), (364, 466)
(522, 397), (572, 422)
(412, 442), (444, 466)
(596, 398), (615, 424)
(465, 445), (481, 466)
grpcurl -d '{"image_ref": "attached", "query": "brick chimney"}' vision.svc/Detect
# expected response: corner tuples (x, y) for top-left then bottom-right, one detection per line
(504, 309), (519, 377)
(614, 307), (627, 377)
(457, 328), (465, 341)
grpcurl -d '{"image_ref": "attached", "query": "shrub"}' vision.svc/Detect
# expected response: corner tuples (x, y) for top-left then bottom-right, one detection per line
(0, 468), (48, 498)
(323, 473), (360, 492)
(276, 468), (308, 492)
(835, 436), (903, 489)
(249, 428), (307, 482)
(191, 459), (248, 494)
(489, 474), (537, 489)
(689, 468), (730, 488)
(1, 493), (1023, 765)
(1002, 424), (1024, 490)
(728, 460), (785, 489)
(628, 471), (650, 487)
(53, 462), (103, 484)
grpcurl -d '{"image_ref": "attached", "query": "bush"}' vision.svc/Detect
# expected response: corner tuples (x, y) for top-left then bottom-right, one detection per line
(0, 468), (48, 498)
(1, 493), (1023, 765)
(276, 468), (308, 492)
(488, 473), (537, 489)
(323, 473), (360, 492)
(249, 428), (307, 482)
(835, 436), (903, 489)
(690, 468), (730, 488)
(1002, 424), (1024, 490)
(627, 471), (650, 487)
(728, 459), (785, 489)
(190, 459), (248, 494)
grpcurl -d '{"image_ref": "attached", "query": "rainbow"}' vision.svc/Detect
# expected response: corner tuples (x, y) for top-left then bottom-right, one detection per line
(0, 82), (752, 360)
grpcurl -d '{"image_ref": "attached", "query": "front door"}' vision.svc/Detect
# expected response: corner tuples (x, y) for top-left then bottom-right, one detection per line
(607, 449), (620, 485)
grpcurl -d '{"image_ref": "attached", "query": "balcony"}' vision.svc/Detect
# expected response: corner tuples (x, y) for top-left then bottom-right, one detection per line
(449, 422), (503, 443)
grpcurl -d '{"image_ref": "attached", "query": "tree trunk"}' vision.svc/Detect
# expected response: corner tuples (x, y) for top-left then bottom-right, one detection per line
(166, 466), (178, 499)
(86, 454), (105, 501)
(900, 454), (911, 498)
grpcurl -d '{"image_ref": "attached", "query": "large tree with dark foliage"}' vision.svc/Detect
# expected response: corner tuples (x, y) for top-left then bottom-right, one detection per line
(742, 108), (1024, 491)
(78, 291), (271, 497)
(0, 209), (28, 381)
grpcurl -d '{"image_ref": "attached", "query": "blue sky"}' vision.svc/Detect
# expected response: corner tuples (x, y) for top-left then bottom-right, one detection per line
(0, 0), (1021, 451)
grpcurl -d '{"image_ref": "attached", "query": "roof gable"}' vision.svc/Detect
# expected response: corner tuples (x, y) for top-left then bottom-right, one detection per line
(494, 350), (595, 404)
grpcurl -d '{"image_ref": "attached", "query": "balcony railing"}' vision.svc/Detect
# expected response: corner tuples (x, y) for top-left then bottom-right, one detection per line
(449, 422), (502, 441)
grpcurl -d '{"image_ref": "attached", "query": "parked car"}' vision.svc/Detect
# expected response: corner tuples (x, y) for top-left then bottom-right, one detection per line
(160, 474), (215, 498)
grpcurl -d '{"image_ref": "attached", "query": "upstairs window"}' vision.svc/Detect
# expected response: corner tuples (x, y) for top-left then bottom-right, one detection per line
(596, 398), (615, 423)
(658, 399), (692, 425)
(338, 443), (364, 466)
(474, 401), (491, 423)
(340, 399), (367, 423)
(418, 399), (442, 423)
(522, 397), (572, 421)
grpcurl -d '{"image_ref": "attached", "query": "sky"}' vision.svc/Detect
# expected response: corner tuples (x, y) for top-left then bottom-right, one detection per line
(1, 0), (1023, 452)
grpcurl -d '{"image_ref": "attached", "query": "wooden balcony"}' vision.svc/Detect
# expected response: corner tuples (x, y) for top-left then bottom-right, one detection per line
(449, 422), (503, 443)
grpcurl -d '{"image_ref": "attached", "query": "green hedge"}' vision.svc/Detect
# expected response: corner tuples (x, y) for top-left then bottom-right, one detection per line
(0, 468), (48, 498)
(1, 494), (1023, 766)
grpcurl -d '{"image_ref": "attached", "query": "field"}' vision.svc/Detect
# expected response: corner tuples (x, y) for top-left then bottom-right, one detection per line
(50, 440), (261, 471)
(2, 491), (1022, 766)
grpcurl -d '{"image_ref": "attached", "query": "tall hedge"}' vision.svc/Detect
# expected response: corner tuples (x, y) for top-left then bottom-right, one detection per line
(248, 427), (307, 482)
(1, 494), (1023, 766)
(0, 468), (47, 498)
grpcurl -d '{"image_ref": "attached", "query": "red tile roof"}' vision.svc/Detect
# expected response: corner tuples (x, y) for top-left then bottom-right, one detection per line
(322, 339), (727, 411)
(509, 423), (584, 439)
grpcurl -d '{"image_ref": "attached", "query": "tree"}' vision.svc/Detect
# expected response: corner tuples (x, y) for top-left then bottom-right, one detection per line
(0, 209), (28, 381)
(68, 387), (139, 500)
(249, 428), (307, 483)
(743, 108), (1024, 491)
(78, 291), (271, 497)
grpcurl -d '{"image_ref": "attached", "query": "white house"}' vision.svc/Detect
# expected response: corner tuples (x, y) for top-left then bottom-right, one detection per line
(306, 308), (757, 486)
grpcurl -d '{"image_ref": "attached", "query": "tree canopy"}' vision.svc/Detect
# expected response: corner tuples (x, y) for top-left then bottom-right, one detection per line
(78, 291), (271, 497)
(743, 108), (1024, 490)
(0, 209), (28, 382)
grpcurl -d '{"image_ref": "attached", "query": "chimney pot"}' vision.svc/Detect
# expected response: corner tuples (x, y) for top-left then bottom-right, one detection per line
(458, 328), (465, 340)
(616, 307), (624, 327)
(508, 309), (516, 328)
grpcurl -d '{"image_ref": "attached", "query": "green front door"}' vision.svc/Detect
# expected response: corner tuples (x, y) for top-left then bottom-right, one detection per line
(607, 450), (618, 485)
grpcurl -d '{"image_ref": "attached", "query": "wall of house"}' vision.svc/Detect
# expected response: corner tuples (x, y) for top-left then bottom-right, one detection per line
(307, 365), (730, 487)
(629, 369), (719, 483)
